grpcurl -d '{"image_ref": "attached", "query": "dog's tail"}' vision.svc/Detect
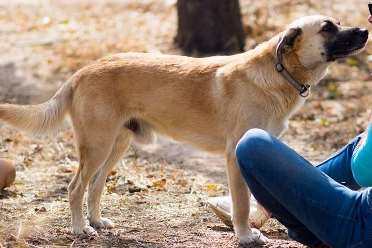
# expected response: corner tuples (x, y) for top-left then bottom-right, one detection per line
(0, 81), (73, 135)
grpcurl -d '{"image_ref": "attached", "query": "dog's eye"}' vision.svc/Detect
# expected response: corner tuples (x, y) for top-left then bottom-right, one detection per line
(320, 21), (337, 33)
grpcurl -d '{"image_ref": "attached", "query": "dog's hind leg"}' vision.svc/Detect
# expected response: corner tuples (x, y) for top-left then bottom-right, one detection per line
(87, 129), (132, 230)
(68, 119), (121, 235)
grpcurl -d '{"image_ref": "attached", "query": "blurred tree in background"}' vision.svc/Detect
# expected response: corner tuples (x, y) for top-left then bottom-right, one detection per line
(175, 0), (245, 56)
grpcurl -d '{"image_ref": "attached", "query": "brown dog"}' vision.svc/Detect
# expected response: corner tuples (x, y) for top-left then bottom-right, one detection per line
(0, 15), (368, 245)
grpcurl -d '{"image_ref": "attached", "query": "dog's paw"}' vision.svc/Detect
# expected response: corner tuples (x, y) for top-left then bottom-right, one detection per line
(238, 228), (269, 246)
(90, 217), (115, 230)
(83, 225), (99, 236)
(73, 225), (98, 236)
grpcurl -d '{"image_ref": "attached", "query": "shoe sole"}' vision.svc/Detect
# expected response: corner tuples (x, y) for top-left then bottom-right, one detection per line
(208, 201), (233, 228)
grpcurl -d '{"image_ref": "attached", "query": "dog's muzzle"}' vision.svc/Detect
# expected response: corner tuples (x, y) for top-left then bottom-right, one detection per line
(325, 28), (369, 61)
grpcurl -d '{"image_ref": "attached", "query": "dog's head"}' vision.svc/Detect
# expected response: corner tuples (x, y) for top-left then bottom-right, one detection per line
(281, 15), (368, 68)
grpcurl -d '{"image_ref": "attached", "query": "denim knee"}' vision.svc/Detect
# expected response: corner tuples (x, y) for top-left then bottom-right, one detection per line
(235, 128), (274, 171)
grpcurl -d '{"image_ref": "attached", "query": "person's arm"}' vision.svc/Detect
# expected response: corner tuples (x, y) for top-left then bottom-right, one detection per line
(351, 122), (372, 187)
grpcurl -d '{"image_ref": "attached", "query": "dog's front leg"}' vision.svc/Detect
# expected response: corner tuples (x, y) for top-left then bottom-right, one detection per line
(226, 151), (250, 239)
(226, 145), (269, 245)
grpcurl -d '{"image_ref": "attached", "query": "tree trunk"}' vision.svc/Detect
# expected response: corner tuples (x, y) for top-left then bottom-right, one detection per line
(175, 0), (245, 56)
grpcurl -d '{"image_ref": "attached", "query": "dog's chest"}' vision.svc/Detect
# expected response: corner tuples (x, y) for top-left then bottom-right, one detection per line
(267, 97), (306, 136)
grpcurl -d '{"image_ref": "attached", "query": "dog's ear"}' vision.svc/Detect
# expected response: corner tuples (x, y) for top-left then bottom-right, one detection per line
(283, 27), (302, 48)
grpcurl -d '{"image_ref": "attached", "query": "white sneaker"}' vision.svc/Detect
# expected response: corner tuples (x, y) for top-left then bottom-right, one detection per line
(208, 196), (271, 228)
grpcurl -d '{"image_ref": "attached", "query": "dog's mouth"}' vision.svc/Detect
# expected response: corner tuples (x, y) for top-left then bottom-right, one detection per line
(329, 44), (367, 60)
(325, 27), (369, 61)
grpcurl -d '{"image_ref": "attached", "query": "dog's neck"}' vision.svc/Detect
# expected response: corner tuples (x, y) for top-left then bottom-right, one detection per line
(248, 35), (327, 91)
(222, 35), (328, 115)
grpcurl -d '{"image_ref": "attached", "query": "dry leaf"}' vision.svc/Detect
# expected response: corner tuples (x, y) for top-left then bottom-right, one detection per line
(205, 183), (223, 196)
(152, 178), (167, 190)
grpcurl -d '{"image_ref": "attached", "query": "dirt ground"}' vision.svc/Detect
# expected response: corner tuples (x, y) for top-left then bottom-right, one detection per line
(1, 0), (372, 247)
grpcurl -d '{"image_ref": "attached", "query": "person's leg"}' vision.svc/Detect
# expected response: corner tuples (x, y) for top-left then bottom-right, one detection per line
(236, 129), (365, 248)
(316, 134), (362, 190)
(209, 130), (363, 241)
(237, 164), (324, 247)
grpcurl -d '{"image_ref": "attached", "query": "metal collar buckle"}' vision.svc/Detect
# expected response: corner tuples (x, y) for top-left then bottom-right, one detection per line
(300, 84), (310, 97)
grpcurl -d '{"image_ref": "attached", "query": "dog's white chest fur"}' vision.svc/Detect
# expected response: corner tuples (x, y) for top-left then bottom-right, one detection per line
(268, 96), (306, 136)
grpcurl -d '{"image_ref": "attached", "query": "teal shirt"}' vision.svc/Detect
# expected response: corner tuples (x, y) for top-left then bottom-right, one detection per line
(351, 126), (372, 187)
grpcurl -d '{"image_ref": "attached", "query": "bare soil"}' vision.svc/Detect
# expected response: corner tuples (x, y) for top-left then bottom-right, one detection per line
(0, 1), (372, 247)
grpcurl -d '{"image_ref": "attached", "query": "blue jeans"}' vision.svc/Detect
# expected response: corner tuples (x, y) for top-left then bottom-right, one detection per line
(235, 129), (372, 248)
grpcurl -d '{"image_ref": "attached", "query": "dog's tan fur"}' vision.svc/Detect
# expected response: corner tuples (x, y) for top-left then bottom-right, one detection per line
(0, 15), (367, 244)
